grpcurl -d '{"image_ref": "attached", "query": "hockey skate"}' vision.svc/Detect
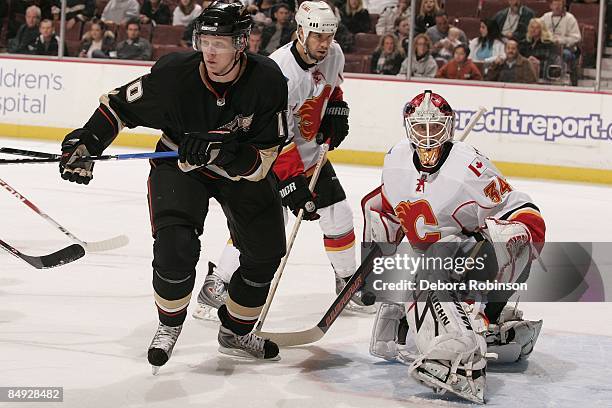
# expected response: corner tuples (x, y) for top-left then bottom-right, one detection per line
(486, 304), (543, 363)
(335, 274), (376, 314)
(147, 322), (183, 375)
(193, 262), (228, 322)
(218, 325), (280, 361)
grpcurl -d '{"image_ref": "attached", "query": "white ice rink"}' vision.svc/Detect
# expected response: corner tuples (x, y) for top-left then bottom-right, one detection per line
(1, 138), (612, 407)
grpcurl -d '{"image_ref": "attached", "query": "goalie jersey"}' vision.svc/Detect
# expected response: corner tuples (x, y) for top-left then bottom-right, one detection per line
(269, 40), (345, 181)
(362, 140), (546, 251)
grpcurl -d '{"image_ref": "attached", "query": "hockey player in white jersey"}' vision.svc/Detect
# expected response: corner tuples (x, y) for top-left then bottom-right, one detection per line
(194, 1), (374, 321)
(362, 91), (546, 403)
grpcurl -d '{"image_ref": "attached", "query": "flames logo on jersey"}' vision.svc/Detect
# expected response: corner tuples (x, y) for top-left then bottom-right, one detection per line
(297, 84), (332, 141)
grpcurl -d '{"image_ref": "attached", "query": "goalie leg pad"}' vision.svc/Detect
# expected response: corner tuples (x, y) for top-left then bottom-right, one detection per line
(370, 302), (404, 361)
(407, 291), (487, 404)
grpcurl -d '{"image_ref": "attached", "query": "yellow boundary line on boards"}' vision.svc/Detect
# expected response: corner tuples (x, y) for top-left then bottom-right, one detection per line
(2, 123), (612, 185)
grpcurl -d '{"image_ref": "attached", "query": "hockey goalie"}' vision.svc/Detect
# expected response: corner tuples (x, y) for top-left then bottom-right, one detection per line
(361, 90), (546, 403)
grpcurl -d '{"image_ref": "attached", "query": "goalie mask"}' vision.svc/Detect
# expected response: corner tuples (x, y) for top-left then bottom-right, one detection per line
(403, 90), (455, 168)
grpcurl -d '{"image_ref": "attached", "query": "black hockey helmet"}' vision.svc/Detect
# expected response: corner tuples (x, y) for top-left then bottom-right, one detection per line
(192, 1), (252, 51)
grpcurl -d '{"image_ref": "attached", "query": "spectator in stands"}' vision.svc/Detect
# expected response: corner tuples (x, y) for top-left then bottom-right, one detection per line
(367, 0), (399, 15)
(251, 0), (276, 25)
(248, 26), (268, 56)
(437, 26), (463, 61)
(51, 0), (94, 29)
(261, 3), (294, 54)
(493, 0), (535, 42)
(341, 0), (370, 35)
(469, 18), (505, 70)
(436, 44), (482, 80)
(140, 0), (172, 25)
(8, 5), (40, 54)
(101, 0), (140, 25)
(376, 0), (410, 35)
(323, 0), (355, 52)
(485, 39), (538, 83)
(541, 0), (581, 85)
(396, 15), (410, 53)
(78, 18), (116, 58)
(370, 33), (404, 75)
(116, 20), (152, 60)
(520, 18), (562, 80)
(398, 33), (438, 78)
(29, 18), (65, 55)
(172, 0), (201, 26)
(415, 0), (440, 34)
(427, 12), (467, 60)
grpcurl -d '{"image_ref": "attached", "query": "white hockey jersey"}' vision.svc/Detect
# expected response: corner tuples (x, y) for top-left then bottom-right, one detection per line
(269, 40), (345, 181)
(363, 139), (545, 251)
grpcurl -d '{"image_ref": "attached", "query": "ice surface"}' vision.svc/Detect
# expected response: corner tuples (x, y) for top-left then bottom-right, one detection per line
(1, 138), (611, 407)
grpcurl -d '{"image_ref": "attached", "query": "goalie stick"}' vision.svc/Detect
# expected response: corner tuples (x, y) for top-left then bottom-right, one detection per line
(0, 178), (129, 252)
(458, 106), (487, 142)
(0, 239), (85, 269)
(255, 243), (382, 346)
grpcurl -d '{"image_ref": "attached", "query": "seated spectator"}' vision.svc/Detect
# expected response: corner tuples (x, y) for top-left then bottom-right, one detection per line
(541, 0), (581, 85)
(116, 20), (152, 60)
(101, 0), (140, 25)
(485, 39), (538, 83)
(262, 3), (294, 55)
(370, 33), (405, 75)
(78, 18), (116, 58)
(29, 18), (66, 55)
(367, 0), (399, 15)
(427, 12), (467, 60)
(469, 19), (505, 70)
(140, 0), (171, 25)
(248, 26), (269, 56)
(396, 16), (410, 54)
(376, 0), (410, 35)
(341, 0), (370, 35)
(494, 0), (535, 42)
(520, 18), (562, 80)
(51, 0), (94, 30)
(251, 0), (276, 25)
(436, 44), (482, 80)
(8, 5), (40, 54)
(415, 0), (439, 34)
(437, 26), (463, 61)
(172, 0), (201, 26)
(398, 33), (438, 78)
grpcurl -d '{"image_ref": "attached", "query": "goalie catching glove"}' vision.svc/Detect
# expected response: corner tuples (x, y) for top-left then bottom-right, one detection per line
(60, 128), (105, 185)
(278, 175), (319, 220)
(316, 100), (349, 150)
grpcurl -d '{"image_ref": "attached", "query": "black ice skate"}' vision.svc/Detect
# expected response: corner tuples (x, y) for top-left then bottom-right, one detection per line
(218, 326), (280, 361)
(335, 274), (376, 314)
(193, 262), (228, 322)
(148, 322), (183, 375)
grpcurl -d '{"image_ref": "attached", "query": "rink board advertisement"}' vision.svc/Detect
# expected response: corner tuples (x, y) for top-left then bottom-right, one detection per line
(1, 56), (612, 181)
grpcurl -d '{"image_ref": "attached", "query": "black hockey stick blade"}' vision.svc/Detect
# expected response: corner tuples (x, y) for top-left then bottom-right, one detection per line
(256, 243), (382, 346)
(0, 147), (60, 159)
(0, 240), (85, 269)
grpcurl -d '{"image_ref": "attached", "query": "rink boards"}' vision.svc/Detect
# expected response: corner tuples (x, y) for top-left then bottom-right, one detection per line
(1, 55), (612, 184)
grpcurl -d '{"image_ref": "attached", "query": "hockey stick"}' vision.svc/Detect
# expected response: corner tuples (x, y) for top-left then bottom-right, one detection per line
(254, 142), (331, 333)
(458, 106), (487, 142)
(0, 239), (85, 269)
(0, 147), (60, 158)
(256, 243), (382, 346)
(0, 151), (178, 165)
(0, 178), (129, 252)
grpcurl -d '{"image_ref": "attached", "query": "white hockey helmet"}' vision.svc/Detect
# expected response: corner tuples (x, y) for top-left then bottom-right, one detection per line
(403, 90), (455, 168)
(295, 1), (338, 46)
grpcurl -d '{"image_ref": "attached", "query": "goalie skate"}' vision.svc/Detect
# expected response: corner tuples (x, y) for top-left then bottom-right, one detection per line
(411, 358), (486, 404)
(218, 326), (280, 361)
(193, 262), (227, 322)
(147, 323), (182, 375)
(335, 275), (376, 314)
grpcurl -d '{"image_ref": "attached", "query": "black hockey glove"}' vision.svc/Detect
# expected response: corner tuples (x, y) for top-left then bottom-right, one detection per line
(179, 129), (239, 167)
(59, 128), (104, 185)
(279, 175), (319, 221)
(317, 100), (349, 150)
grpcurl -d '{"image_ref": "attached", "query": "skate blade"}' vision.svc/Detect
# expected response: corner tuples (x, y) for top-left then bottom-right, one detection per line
(412, 369), (485, 404)
(218, 346), (281, 362)
(192, 304), (220, 322)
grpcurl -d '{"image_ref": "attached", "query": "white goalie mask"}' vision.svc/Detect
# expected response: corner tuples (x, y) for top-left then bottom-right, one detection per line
(403, 90), (455, 168)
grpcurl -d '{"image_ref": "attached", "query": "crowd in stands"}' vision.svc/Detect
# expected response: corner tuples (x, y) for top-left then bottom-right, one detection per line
(0, 0), (606, 86)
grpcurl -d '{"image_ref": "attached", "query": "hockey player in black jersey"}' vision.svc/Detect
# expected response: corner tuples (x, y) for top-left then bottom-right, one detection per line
(58, 2), (289, 370)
